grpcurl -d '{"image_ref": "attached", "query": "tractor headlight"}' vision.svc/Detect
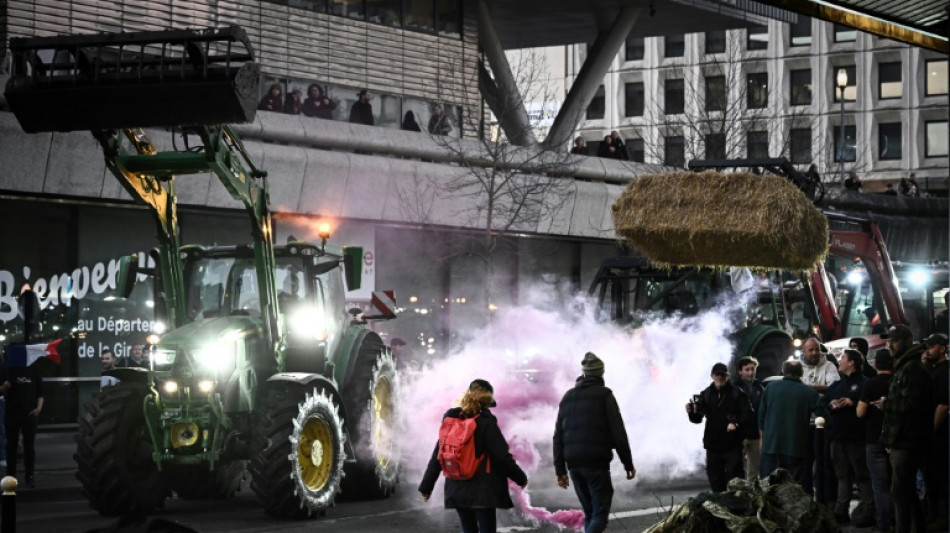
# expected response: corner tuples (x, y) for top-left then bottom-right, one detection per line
(152, 348), (176, 367)
(289, 307), (328, 341)
(163, 380), (179, 395)
(192, 343), (236, 374)
(197, 379), (214, 394)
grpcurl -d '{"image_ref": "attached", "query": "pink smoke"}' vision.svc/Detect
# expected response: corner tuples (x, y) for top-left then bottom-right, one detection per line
(511, 481), (586, 530)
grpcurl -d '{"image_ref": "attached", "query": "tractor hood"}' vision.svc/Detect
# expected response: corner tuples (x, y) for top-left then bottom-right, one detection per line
(159, 315), (265, 348)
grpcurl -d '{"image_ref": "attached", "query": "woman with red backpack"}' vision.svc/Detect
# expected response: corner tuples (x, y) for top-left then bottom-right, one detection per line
(418, 379), (528, 533)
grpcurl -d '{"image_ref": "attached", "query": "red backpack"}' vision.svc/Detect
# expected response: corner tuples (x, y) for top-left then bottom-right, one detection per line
(437, 413), (488, 480)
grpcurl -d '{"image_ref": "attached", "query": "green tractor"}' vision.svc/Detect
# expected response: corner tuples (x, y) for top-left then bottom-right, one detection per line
(5, 27), (399, 517)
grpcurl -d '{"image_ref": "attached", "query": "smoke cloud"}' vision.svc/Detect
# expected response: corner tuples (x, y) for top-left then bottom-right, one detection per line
(398, 285), (748, 529)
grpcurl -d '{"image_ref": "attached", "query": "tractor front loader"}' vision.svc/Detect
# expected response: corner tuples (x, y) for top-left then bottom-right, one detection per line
(4, 26), (399, 518)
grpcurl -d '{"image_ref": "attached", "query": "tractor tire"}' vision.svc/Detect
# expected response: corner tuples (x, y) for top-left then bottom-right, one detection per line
(74, 383), (169, 516)
(751, 336), (793, 379)
(340, 345), (400, 499)
(168, 461), (247, 500)
(249, 382), (345, 519)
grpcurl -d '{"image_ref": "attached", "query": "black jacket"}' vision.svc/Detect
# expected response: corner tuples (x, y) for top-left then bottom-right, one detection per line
(349, 100), (374, 126)
(736, 379), (765, 437)
(823, 371), (867, 441)
(553, 376), (634, 475)
(687, 381), (754, 451)
(418, 407), (527, 509)
(881, 343), (933, 450)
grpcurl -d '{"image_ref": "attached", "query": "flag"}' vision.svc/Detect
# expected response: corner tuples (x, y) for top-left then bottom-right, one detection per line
(5, 338), (63, 367)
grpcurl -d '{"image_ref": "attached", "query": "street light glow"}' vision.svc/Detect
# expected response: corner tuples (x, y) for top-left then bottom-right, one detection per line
(836, 68), (848, 89)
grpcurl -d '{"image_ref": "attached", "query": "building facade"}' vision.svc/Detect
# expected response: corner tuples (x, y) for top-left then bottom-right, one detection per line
(574, 18), (950, 193)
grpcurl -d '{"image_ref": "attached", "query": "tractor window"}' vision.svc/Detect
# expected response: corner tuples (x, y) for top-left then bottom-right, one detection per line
(186, 257), (235, 320)
(316, 264), (346, 356)
(835, 268), (879, 337)
(231, 265), (261, 315)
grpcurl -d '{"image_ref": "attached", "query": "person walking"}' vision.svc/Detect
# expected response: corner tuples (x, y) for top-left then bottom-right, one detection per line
(758, 360), (824, 485)
(879, 324), (932, 533)
(686, 362), (754, 492)
(735, 356), (765, 480)
(857, 349), (895, 533)
(554, 352), (636, 533)
(824, 349), (875, 527)
(419, 379), (528, 533)
(0, 352), (44, 488)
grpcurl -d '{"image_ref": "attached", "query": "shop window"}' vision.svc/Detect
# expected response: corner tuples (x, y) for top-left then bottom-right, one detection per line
(790, 69), (812, 105)
(706, 30), (725, 54)
(879, 62), (901, 100)
(926, 121), (949, 157)
(747, 72), (768, 109)
(790, 127), (811, 163)
(587, 85), (605, 120)
(624, 82), (644, 117)
(878, 123), (901, 160)
(747, 25), (768, 50)
(665, 78), (685, 114)
(926, 59), (948, 96)
(664, 135), (685, 167)
(747, 130), (769, 159)
(833, 125), (857, 162)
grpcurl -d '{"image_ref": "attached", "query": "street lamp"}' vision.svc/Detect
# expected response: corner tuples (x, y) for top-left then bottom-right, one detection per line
(836, 68), (848, 175)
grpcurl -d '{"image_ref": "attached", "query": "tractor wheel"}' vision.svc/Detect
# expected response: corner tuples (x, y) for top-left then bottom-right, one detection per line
(74, 383), (168, 516)
(751, 336), (793, 379)
(340, 344), (400, 499)
(168, 461), (247, 500)
(249, 383), (345, 519)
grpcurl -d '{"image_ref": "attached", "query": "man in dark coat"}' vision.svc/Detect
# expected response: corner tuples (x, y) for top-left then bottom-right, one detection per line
(923, 333), (948, 531)
(609, 131), (629, 160)
(687, 362), (754, 492)
(879, 324), (932, 533)
(759, 359), (824, 485)
(0, 355), (43, 488)
(419, 379), (527, 532)
(349, 89), (375, 126)
(554, 352), (635, 533)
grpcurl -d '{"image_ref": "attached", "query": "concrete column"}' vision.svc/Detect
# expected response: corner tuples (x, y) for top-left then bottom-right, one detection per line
(476, 0), (538, 147)
(542, 5), (641, 151)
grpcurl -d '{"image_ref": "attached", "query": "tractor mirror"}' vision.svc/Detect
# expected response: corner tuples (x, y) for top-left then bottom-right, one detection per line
(343, 247), (363, 291)
(115, 254), (139, 299)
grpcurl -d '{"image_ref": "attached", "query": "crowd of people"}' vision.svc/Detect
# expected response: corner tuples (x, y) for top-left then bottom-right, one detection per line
(571, 131), (630, 161)
(687, 330), (948, 533)
(845, 170), (924, 197)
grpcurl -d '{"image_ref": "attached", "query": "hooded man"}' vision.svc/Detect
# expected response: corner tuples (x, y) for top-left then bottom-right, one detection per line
(553, 352), (635, 533)
(687, 362), (754, 492)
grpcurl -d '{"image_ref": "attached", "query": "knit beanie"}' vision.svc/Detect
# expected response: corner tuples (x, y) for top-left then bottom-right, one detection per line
(582, 352), (605, 377)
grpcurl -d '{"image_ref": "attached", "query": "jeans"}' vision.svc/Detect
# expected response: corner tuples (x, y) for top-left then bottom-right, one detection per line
(830, 440), (874, 521)
(456, 508), (496, 533)
(866, 443), (893, 531)
(743, 438), (760, 480)
(706, 448), (744, 492)
(569, 467), (614, 533)
(5, 412), (37, 478)
(890, 448), (926, 533)
(760, 453), (806, 485)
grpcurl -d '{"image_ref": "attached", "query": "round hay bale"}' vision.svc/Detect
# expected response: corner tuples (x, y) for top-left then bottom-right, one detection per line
(612, 171), (828, 271)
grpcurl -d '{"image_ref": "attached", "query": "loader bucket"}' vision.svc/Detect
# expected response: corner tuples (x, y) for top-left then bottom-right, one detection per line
(4, 26), (259, 133)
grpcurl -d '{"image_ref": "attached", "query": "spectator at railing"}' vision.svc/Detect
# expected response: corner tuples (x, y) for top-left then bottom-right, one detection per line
(427, 104), (452, 135)
(844, 170), (862, 192)
(349, 89), (375, 126)
(284, 88), (303, 115)
(401, 111), (422, 132)
(302, 84), (337, 120)
(258, 83), (284, 112)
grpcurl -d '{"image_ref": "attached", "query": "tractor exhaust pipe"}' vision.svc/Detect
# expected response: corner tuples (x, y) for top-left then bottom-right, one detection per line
(4, 26), (259, 133)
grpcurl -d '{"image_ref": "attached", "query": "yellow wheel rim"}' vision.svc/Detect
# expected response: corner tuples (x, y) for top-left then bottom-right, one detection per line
(298, 416), (333, 491)
(372, 377), (394, 468)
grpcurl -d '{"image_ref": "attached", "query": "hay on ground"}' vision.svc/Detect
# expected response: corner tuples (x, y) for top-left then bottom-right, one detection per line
(612, 171), (828, 271)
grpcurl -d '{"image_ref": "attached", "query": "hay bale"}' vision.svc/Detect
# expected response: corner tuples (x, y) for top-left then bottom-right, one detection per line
(612, 171), (828, 271)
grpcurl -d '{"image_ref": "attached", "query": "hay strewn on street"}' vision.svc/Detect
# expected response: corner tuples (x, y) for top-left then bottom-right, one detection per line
(612, 171), (829, 271)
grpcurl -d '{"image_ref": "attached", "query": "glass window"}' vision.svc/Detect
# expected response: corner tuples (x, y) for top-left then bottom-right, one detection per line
(587, 85), (605, 120)
(747, 72), (768, 109)
(665, 78), (685, 114)
(926, 59), (948, 96)
(834, 124), (857, 162)
(790, 17), (811, 46)
(926, 121), (949, 157)
(879, 62), (901, 99)
(747, 25), (768, 50)
(665, 135), (685, 167)
(666, 34), (685, 58)
(377, 93), (402, 129)
(878, 123), (902, 160)
(747, 130), (769, 159)
(329, 0), (364, 20)
(624, 82), (644, 117)
(436, 0), (462, 38)
(790, 127), (811, 163)
(705, 133), (726, 159)
(834, 23), (857, 42)
(833, 65), (857, 102)
(790, 69), (812, 105)
(404, 0), (435, 32)
(287, 0), (328, 11)
(706, 30), (726, 54)
(625, 36), (644, 61)
(365, 0), (400, 25)
(629, 139), (645, 162)
(705, 76), (726, 112)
